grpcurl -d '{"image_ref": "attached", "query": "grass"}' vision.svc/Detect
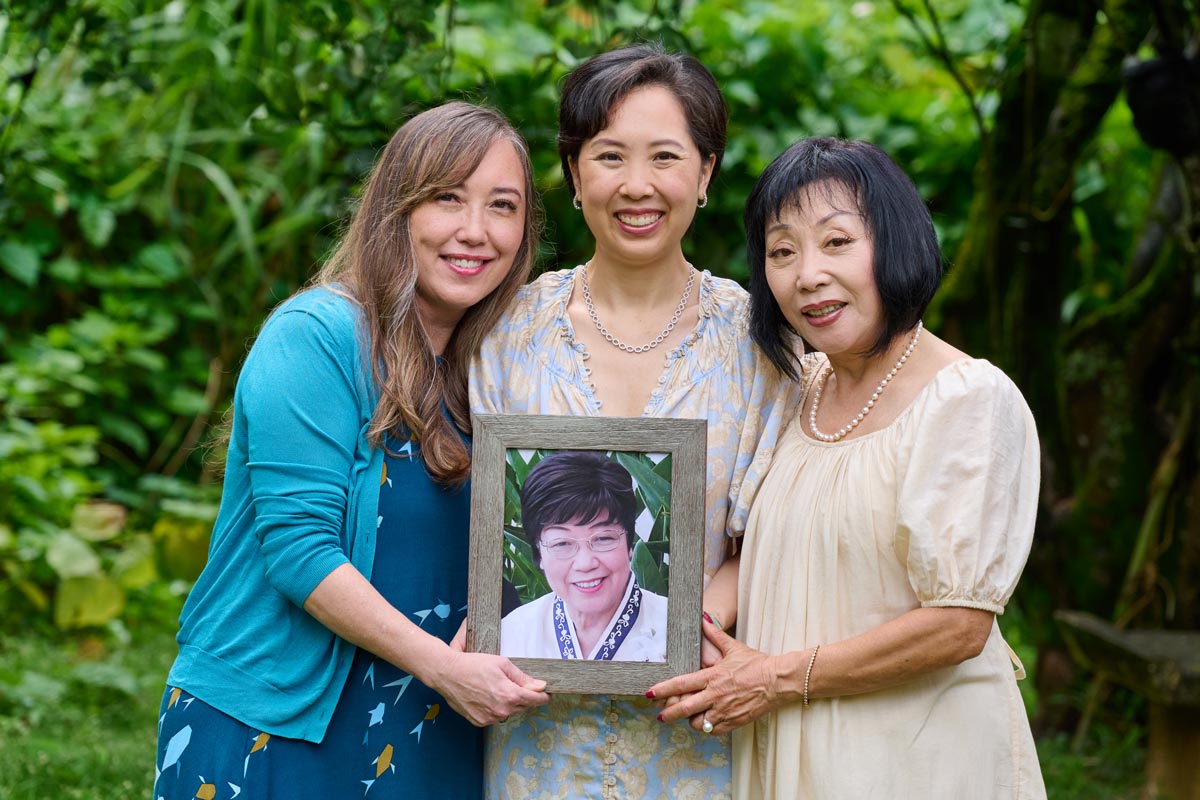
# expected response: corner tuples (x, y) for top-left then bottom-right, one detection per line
(0, 619), (178, 800)
(1038, 726), (1148, 800)
(0, 617), (1150, 799)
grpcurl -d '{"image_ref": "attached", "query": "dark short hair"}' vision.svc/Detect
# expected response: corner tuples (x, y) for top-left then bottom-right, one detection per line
(558, 43), (727, 197)
(520, 451), (638, 564)
(745, 137), (943, 379)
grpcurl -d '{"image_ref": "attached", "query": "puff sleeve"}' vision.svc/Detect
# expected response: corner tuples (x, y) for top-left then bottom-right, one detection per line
(895, 360), (1039, 614)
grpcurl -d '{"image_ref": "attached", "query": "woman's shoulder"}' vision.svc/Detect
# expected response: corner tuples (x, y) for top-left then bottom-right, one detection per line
(501, 592), (552, 623)
(638, 587), (669, 614)
(698, 272), (750, 325)
(477, 269), (577, 375)
(682, 272), (750, 364)
(514, 267), (576, 309)
(265, 285), (361, 343)
(487, 268), (575, 337)
(905, 357), (1035, 443)
(926, 357), (1025, 404)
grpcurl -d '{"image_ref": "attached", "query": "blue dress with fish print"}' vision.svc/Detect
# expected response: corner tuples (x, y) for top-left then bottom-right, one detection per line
(153, 435), (482, 799)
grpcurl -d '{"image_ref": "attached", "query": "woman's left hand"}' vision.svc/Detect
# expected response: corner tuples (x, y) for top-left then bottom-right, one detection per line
(648, 618), (781, 735)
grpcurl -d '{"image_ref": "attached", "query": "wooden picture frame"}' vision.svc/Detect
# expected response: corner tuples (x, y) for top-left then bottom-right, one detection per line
(466, 414), (706, 694)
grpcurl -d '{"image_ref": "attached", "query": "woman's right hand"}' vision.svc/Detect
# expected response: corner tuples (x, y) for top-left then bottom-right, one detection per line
(429, 649), (550, 727)
(648, 617), (782, 735)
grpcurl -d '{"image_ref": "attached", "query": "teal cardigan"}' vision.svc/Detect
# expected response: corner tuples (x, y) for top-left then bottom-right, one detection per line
(168, 287), (384, 743)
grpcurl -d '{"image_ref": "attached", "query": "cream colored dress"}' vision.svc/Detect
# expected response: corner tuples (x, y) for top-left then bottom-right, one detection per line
(734, 355), (1046, 800)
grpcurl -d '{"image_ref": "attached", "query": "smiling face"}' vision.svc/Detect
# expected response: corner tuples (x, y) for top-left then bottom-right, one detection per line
(409, 139), (527, 334)
(763, 182), (883, 357)
(538, 515), (634, 624)
(569, 84), (714, 271)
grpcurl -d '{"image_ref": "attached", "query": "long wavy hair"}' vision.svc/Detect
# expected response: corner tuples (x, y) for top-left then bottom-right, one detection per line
(314, 102), (539, 485)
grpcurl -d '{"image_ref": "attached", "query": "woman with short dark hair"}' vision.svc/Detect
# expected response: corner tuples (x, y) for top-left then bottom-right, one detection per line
(500, 451), (668, 662)
(472, 44), (795, 799)
(651, 137), (1046, 799)
(519, 451), (639, 556)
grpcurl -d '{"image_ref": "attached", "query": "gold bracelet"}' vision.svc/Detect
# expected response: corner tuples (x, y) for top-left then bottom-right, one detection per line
(803, 645), (821, 707)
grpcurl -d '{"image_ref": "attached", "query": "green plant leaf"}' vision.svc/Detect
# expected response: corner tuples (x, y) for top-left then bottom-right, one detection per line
(632, 540), (668, 596)
(179, 151), (262, 269)
(615, 452), (672, 522)
(649, 502), (670, 544)
(504, 463), (522, 527)
(110, 535), (158, 590)
(45, 533), (101, 579)
(504, 530), (550, 603)
(0, 240), (41, 285)
(53, 575), (126, 629)
(78, 196), (117, 247)
(506, 447), (532, 488)
(2, 672), (67, 708)
(152, 517), (211, 581)
(71, 500), (128, 542)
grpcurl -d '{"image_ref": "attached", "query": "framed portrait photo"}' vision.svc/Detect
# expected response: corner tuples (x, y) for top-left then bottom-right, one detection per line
(465, 414), (706, 694)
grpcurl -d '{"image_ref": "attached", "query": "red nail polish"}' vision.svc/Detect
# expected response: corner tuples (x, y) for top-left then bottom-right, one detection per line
(645, 689), (656, 699)
(703, 612), (714, 625)
(656, 713), (664, 722)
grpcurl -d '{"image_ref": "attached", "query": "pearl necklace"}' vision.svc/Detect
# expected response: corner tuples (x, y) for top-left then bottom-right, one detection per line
(581, 264), (695, 354)
(809, 321), (923, 442)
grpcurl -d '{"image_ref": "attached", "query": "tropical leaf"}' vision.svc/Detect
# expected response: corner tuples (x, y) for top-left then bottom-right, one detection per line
(53, 574), (126, 629)
(71, 500), (127, 542)
(649, 502), (670, 544)
(615, 451), (672, 522)
(632, 540), (669, 596)
(0, 240), (41, 285)
(45, 533), (101, 579)
(505, 447), (533, 488)
(503, 530), (550, 603)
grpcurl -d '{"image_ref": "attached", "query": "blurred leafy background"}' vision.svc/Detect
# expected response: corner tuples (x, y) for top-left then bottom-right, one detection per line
(1, 0), (1198, 797)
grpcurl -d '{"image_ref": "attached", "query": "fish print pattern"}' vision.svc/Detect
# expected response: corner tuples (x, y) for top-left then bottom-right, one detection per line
(153, 433), (484, 798)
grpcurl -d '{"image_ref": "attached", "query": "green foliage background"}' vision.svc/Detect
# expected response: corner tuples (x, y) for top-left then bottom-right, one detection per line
(0, 0), (1017, 634)
(1, 0), (1196, 796)
(502, 449), (672, 604)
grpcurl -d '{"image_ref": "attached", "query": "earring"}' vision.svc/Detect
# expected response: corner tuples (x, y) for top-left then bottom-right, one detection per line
(573, 195), (582, 210)
(697, 194), (708, 208)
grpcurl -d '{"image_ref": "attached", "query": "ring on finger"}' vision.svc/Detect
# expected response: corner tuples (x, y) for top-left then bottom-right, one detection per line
(701, 715), (714, 734)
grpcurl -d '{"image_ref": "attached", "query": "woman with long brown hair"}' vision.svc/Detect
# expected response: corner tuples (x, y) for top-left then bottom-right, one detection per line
(154, 102), (549, 799)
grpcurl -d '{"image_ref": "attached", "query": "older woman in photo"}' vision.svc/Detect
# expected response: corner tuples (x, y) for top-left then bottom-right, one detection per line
(651, 138), (1046, 799)
(500, 451), (669, 662)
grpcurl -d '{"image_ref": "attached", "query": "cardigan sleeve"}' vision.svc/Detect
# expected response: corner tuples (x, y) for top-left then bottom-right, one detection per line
(236, 297), (367, 606)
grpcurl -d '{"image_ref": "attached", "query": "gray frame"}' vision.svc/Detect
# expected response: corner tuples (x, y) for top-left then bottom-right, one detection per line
(466, 413), (706, 694)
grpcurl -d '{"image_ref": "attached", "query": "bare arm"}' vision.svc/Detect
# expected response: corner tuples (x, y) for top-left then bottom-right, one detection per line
(305, 563), (549, 726)
(651, 606), (993, 735)
(699, 553), (740, 668)
(701, 553), (739, 632)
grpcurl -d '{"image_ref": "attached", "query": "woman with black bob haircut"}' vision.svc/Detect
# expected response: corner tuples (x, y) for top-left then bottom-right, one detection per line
(472, 43), (796, 799)
(651, 138), (1046, 799)
(500, 452), (669, 663)
(746, 137), (942, 377)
